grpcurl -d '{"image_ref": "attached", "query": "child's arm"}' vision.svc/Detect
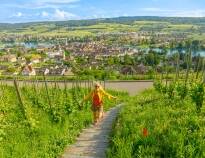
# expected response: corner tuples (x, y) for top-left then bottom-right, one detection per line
(81, 91), (93, 104)
(101, 88), (117, 100)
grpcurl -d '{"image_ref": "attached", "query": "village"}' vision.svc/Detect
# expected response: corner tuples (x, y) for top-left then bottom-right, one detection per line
(0, 30), (199, 78)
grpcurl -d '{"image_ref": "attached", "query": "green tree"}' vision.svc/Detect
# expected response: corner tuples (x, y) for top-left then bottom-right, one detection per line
(145, 52), (160, 66)
(64, 50), (71, 57)
(107, 57), (115, 66)
(124, 54), (133, 65)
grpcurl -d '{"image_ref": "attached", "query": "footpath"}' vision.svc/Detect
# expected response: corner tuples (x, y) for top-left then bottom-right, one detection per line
(61, 104), (123, 158)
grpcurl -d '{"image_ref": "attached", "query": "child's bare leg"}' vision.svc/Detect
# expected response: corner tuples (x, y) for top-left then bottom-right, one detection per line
(99, 106), (104, 119)
(96, 111), (100, 123)
(101, 108), (104, 118)
(93, 111), (98, 125)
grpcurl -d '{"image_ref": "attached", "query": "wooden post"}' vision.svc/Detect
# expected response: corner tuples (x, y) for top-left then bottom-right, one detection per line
(88, 79), (90, 90)
(64, 79), (68, 98)
(104, 79), (106, 90)
(32, 79), (37, 94)
(175, 52), (180, 82)
(79, 80), (82, 88)
(202, 59), (205, 83)
(165, 58), (169, 88)
(195, 55), (201, 80)
(185, 49), (191, 86)
(54, 76), (57, 90)
(13, 79), (27, 119)
(35, 76), (39, 89)
(71, 80), (74, 89)
(91, 80), (94, 88)
(43, 75), (52, 111)
(84, 80), (86, 89)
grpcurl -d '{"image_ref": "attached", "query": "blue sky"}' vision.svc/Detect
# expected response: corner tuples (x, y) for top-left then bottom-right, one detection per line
(1, 0), (205, 23)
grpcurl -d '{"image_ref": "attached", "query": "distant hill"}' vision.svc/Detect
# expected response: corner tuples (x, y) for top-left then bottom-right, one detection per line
(1, 16), (205, 29)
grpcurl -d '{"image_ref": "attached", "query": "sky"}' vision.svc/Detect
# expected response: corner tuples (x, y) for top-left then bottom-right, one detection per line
(0, 0), (205, 23)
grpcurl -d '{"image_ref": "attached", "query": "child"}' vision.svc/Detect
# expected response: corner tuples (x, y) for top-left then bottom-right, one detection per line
(81, 82), (117, 125)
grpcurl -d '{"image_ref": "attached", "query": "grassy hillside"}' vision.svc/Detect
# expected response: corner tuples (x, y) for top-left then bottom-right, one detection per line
(107, 89), (205, 158)
(0, 16), (205, 38)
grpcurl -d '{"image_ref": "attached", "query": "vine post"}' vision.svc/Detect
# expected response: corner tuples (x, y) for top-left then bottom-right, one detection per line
(202, 58), (205, 84)
(103, 79), (106, 90)
(185, 49), (192, 86)
(13, 79), (27, 120)
(175, 51), (180, 82)
(43, 75), (52, 111)
(64, 78), (68, 96)
(195, 55), (201, 80)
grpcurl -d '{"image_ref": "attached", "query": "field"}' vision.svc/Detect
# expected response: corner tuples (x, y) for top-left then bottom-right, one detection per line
(0, 80), (127, 158)
(0, 19), (204, 40)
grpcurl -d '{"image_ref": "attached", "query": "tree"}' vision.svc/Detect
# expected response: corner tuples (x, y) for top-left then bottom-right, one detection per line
(107, 57), (114, 66)
(16, 51), (22, 58)
(25, 55), (32, 63)
(192, 40), (200, 56)
(124, 54), (133, 65)
(145, 52), (160, 66)
(113, 56), (120, 65)
(64, 50), (71, 57)
(7, 66), (16, 73)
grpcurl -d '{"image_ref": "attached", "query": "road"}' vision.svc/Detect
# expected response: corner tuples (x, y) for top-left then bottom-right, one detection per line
(0, 80), (153, 96)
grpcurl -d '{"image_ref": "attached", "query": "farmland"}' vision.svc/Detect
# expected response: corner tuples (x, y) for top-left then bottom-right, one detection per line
(0, 17), (204, 39)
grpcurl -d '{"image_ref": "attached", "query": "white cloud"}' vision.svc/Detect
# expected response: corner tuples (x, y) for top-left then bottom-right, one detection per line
(17, 12), (22, 17)
(122, 13), (129, 17)
(12, 12), (23, 17)
(92, 15), (99, 19)
(38, 0), (80, 4)
(4, 0), (80, 9)
(53, 9), (77, 20)
(141, 7), (205, 17)
(42, 11), (49, 17)
(39, 9), (78, 20)
(173, 10), (205, 17)
(141, 8), (174, 12)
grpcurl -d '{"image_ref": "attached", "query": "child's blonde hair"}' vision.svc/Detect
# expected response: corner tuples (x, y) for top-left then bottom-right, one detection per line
(94, 81), (101, 88)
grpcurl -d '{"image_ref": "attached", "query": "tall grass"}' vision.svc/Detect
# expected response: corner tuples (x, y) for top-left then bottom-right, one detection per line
(107, 89), (205, 158)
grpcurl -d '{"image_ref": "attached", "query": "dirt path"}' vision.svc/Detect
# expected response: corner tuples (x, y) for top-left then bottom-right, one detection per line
(61, 104), (123, 158)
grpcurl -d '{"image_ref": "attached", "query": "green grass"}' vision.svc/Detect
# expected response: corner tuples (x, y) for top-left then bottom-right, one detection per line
(107, 89), (205, 158)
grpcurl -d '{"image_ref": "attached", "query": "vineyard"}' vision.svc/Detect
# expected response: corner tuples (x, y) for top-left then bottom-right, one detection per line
(106, 46), (205, 157)
(107, 80), (205, 158)
(0, 79), (127, 158)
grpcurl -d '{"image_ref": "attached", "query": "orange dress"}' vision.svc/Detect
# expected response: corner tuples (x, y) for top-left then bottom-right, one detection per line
(83, 87), (114, 111)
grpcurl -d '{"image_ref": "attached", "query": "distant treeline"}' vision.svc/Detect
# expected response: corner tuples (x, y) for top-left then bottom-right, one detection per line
(1, 16), (205, 30)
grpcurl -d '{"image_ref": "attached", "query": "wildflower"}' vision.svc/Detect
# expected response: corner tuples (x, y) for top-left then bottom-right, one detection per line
(143, 128), (148, 137)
